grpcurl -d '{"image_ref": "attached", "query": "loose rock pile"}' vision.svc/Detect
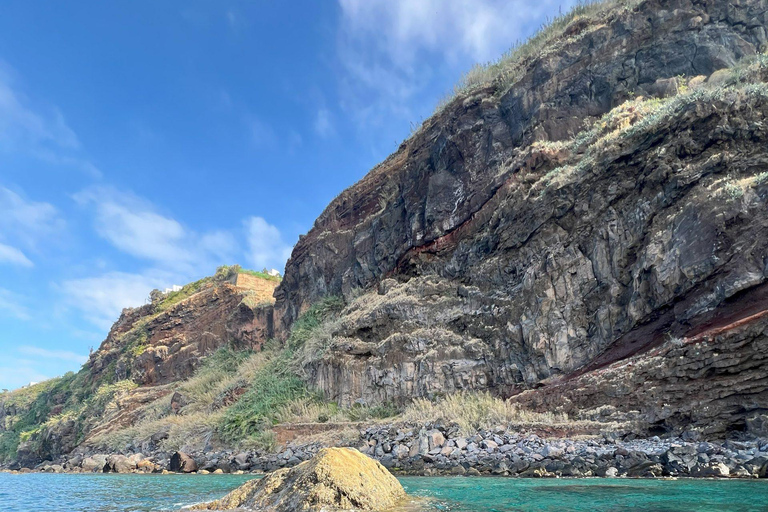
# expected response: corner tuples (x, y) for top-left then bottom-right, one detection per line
(18, 422), (768, 479)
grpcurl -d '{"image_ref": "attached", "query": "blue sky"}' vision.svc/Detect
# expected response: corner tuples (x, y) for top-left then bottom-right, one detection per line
(0, 0), (581, 390)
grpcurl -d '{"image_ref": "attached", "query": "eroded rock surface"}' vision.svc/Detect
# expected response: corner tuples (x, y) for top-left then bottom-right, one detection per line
(194, 447), (406, 511)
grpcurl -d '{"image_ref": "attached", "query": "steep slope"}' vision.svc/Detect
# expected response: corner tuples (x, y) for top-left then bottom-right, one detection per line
(275, 0), (768, 437)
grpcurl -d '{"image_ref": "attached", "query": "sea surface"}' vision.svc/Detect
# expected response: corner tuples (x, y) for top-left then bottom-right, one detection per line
(1, 472), (768, 512)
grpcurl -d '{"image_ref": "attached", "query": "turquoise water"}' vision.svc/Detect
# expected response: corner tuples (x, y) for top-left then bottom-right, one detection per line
(1, 473), (768, 511)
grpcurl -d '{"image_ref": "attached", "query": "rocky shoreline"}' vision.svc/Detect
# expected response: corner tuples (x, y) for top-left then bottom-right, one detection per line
(4, 423), (768, 479)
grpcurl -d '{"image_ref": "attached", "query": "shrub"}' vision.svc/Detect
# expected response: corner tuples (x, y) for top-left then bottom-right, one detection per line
(402, 391), (569, 434)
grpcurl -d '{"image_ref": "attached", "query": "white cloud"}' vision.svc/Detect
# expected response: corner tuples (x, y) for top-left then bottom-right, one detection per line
(18, 345), (88, 365)
(245, 216), (292, 271)
(0, 75), (79, 150)
(75, 187), (188, 263)
(0, 288), (31, 320)
(0, 242), (33, 267)
(0, 186), (64, 249)
(336, 0), (581, 127)
(226, 9), (247, 32)
(314, 108), (335, 138)
(65, 189), (291, 329)
(74, 186), (237, 270)
(58, 270), (168, 330)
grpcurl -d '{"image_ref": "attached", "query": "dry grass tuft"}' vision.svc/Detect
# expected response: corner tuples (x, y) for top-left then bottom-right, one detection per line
(402, 392), (569, 435)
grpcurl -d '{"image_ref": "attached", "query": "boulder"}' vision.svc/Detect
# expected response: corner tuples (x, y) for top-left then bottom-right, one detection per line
(137, 460), (159, 473)
(104, 454), (136, 473)
(193, 447), (406, 511)
(426, 430), (445, 450)
(81, 455), (108, 472)
(691, 462), (730, 478)
(170, 451), (198, 473)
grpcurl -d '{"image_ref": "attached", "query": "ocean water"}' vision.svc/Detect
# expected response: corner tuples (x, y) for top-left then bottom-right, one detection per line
(1, 473), (767, 512)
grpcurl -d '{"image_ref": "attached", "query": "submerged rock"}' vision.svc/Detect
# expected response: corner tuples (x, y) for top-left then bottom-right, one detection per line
(193, 447), (406, 511)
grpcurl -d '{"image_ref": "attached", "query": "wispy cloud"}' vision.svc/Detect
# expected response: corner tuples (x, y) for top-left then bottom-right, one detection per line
(18, 345), (88, 365)
(0, 186), (63, 268)
(244, 216), (292, 271)
(314, 108), (335, 138)
(250, 117), (277, 148)
(0, 365), (49, 391)
(65, 188), (292, 329)
(0, 186), (64, 249)
(225, 9), (247, 33)
(0, 61), (100, 177)
(0, 288), (31, 320)
(57, 270), (169, 330)
(0, 242), (33, 267)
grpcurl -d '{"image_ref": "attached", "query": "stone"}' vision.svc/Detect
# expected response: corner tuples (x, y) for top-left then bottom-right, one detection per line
(137, 460), (159, 473)
(426, 430), (445, 450)
(81, 455), (107, 473)
(690, 462), (731, 478)
(626, 462), (663, 478)
(605, 467), (619, 478)
(104, 455), (136, 474)
(391, 444), (409, 460)
(192, 448), (406, 511)
(170, 451), (198, 473)
(449, 465), (466, 475)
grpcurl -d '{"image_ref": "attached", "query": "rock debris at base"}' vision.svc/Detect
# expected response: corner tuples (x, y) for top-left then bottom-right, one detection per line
(12, 422), (768, 479)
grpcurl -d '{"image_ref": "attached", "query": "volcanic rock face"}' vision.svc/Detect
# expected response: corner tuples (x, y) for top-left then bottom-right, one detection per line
(275, 0), (768, 435)
(276, 0), (767, 329)
(90, 279), (276, 386)
(194, 447), (406, 511)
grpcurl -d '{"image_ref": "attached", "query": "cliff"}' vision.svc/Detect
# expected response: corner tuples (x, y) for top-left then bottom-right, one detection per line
(275, 0), (768, 437)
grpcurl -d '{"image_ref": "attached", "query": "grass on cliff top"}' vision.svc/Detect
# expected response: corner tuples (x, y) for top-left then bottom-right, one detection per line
(433, 0), (640, 114)
(154, 264), (279, 313)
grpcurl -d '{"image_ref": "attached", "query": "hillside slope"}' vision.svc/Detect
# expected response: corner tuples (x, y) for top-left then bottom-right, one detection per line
(0, 267), (279, 466)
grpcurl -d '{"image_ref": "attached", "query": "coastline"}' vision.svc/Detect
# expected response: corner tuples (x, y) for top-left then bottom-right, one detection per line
(4, 422), (767, 480)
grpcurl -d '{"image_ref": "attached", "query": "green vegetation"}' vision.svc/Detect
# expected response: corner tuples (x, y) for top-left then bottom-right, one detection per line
(214, 264), (281, 283)
(218, 361), (308, 446)
(217, 296), (345, 447)
(155, 276), (212, 312)
(0, 369), (137, 462)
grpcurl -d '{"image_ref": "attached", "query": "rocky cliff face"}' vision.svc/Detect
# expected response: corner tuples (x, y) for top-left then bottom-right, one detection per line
(89, 275), (276, 386)
(275, 0), (768, 436)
